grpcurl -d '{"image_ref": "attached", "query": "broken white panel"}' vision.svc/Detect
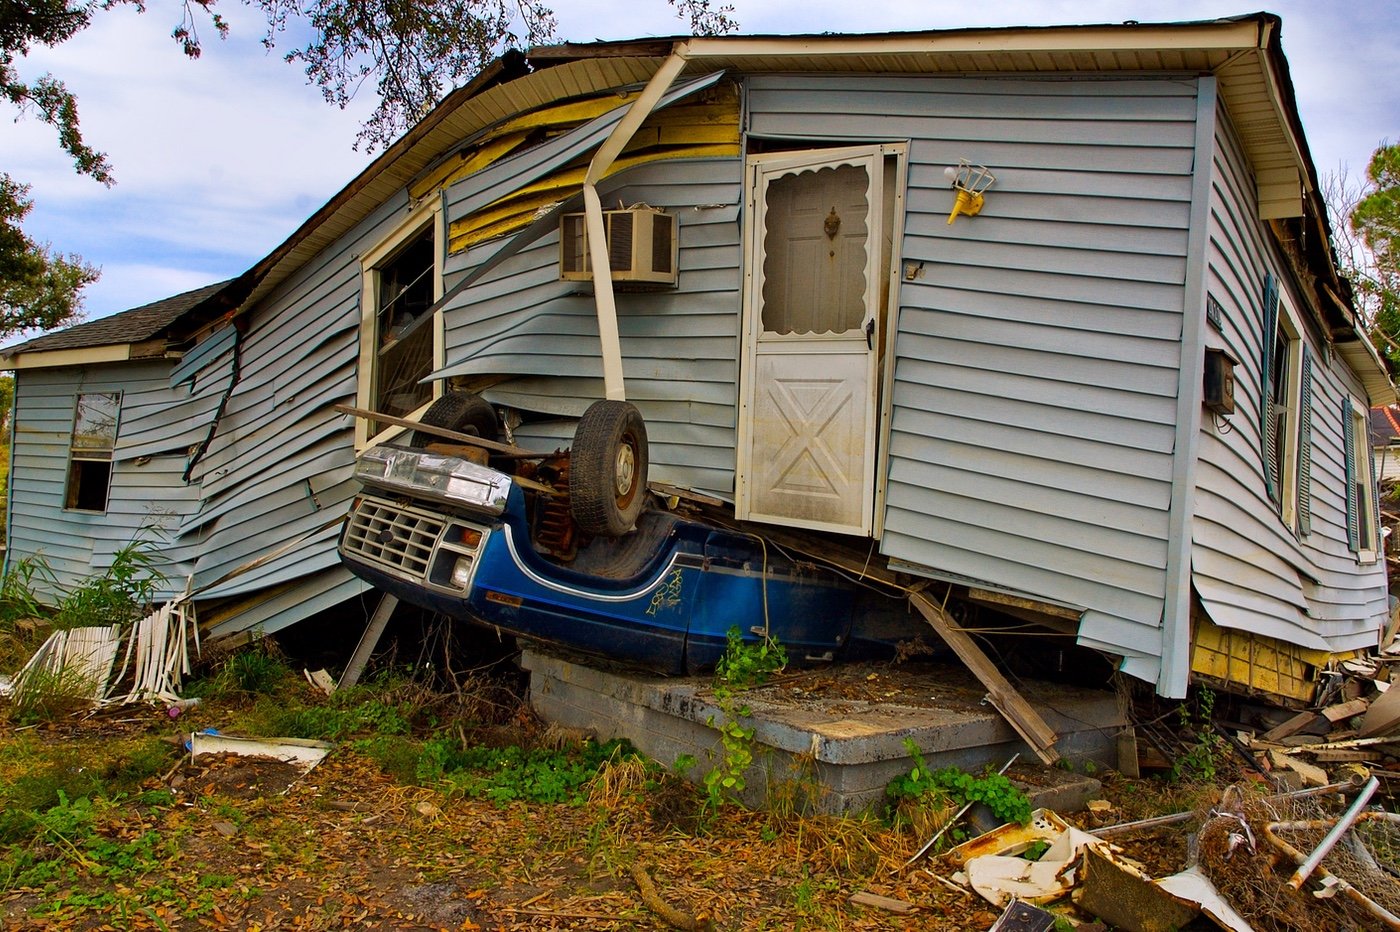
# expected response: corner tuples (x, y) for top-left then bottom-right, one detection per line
(190, 733), (334, 775)
(12, 625), (122, 701)
(1156, 866), (1256, 932)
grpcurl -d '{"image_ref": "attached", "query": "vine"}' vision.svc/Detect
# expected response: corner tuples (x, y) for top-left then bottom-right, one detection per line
(699, 627), (787, 820)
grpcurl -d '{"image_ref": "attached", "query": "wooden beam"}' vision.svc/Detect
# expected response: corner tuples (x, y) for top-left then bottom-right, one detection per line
(909, 591), (1060, 765)
(339, 594), (398, 690)
(333, 403), (537, 458)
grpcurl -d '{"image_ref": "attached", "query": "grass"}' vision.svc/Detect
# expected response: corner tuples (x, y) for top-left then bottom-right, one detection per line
(0, 644), (1277, 929)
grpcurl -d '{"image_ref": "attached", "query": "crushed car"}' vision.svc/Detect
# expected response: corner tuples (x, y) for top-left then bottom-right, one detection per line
(337, 393), (895, 673)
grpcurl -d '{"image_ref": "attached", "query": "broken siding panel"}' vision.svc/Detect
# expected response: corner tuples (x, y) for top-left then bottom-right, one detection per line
(442, 157), (742, 497)
(194, 512), (347, 597)
(169, 324), (237, 386)
(1196, 102), (1387, 655)
(170, 194), (409, 636)
(744, 74), (1197, 660)
(115, 353), (235, 461)
(203, 568), (368, 639)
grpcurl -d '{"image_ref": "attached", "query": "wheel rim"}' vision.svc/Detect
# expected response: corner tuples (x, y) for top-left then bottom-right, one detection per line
(614, 437), (637, 501)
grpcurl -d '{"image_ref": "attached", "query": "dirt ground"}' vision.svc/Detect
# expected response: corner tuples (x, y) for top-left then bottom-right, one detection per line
(0, 714), (1010, 931)
(1, 667), (1395, 931)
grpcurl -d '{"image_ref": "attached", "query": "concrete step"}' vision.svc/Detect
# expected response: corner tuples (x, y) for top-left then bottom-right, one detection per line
(522, 649), (1122, 815)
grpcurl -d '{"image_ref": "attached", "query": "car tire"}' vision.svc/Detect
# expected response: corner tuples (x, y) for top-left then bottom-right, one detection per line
(410, 391), (498, 448)
(570, 400), (649, 537)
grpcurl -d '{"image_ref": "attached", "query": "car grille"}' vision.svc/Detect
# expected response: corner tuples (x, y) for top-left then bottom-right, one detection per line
(342, 496), (447, 582)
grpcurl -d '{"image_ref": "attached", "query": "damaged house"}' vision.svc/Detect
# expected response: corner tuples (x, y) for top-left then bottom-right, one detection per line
(2, 13), (1393, 706)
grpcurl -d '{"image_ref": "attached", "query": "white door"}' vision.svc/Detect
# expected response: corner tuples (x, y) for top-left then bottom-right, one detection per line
(737, 147), (886, 535)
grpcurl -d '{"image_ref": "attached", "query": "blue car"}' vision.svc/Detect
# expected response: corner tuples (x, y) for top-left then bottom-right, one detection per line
(338, 440), (860, 674)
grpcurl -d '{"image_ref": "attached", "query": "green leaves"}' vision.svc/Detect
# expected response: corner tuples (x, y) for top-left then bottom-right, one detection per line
(0, 174), (98, 339)
(886, 739), (1031, 827)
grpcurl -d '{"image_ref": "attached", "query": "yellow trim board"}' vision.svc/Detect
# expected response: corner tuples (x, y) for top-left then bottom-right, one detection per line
(1189, 613), (1351, 706)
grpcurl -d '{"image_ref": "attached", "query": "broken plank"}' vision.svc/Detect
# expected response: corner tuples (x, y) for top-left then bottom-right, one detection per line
(1299, 749), (1382, 763)
(849, 892), (915, 914)
(339, 594), (397, 691)
(333, 403), (536, 458)
(909, 592), (1060, 765)
(1260, 710), (1321, 743)
(1321, 698), (1370, 723)
(1269, 750), (1328, 787)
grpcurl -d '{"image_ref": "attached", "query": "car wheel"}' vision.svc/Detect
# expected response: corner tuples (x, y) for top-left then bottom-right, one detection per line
(410, 391), (498, 448)
(570, 400), (649, 536)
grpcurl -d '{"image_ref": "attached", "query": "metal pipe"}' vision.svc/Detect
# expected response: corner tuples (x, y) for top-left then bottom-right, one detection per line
(1265, 812), (1400, 930)
(1287, 775), (1379, 889)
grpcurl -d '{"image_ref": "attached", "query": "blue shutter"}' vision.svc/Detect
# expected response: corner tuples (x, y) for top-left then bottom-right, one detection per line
(1343, 397), (1360, 552)
(1261, 274), (1280, 504)
(1296, 347), (1313, 536)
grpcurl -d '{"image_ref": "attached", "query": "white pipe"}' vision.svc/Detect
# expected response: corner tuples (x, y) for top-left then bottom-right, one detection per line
(582, 48), (690, 401)
(1287, 775), (1379, 889)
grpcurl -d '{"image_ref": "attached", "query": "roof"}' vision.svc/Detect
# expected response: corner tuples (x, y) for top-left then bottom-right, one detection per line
(1, 280), (231, 365)
(237, 16), (1305, 307)
(8, 15), (1390, 396)
(1371, 406), (1400, 446)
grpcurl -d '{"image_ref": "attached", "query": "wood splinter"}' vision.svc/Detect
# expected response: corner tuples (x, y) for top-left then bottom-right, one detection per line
(629, 862), (712, 931)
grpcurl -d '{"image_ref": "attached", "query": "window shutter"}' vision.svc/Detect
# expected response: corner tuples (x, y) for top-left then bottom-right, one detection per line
(1343, 397), (1360, 551)
(1260, 274), (1280, 504)
(1296, 347), (1313, 536)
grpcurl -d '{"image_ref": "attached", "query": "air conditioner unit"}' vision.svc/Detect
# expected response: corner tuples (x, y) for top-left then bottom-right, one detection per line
(559, 208), (678, 286)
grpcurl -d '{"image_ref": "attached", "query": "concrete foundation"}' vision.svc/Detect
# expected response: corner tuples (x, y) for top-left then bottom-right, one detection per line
(522, 649), (1125, 815)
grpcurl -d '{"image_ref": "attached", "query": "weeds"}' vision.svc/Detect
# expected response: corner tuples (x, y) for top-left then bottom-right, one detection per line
(698, 627), (789, 822)
(1170, 687), (1228, 783)
(886, 738), (1031, 836)
(55, 538), (167, 629)
(6, 664), (100, 725)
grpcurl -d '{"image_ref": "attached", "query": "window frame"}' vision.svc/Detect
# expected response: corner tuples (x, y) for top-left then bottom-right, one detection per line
(63, 391), (121, 513)
(355, 198), (445, 450)
(1344, 397), (1380, 562)
(1263, 292), (1304, 528)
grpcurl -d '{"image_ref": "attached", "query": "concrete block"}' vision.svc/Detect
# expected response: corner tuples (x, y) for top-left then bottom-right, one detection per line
(522, 649), (1125, 816)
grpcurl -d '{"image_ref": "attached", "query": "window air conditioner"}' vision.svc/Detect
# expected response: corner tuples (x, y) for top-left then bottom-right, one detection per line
(559, 208), (678, 286)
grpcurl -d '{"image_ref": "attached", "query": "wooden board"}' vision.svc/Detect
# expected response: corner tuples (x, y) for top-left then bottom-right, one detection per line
(910, 591), (1060, 765)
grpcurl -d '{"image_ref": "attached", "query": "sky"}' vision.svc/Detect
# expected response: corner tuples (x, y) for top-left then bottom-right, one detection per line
(3, 0), (1398, 329)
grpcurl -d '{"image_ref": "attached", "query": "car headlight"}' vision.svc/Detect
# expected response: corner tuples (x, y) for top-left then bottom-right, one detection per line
(354, 445), (512, 514)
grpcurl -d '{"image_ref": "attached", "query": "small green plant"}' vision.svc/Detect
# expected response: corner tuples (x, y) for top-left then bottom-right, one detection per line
(713, 626), (788, 689)
(1170, 687), (1227, 783)
(0, 554), (53, 628)
(55, 538), (167, 629)
(887, 739), (1031, 828)
(440, 738), (637, 804)
(696, 628), (788, 821)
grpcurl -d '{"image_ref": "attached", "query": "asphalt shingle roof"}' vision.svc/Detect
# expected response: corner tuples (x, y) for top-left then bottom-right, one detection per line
(1, 280), (231, 358)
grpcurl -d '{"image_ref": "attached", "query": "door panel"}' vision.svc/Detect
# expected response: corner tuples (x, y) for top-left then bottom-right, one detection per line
(738, 148), (884, 535)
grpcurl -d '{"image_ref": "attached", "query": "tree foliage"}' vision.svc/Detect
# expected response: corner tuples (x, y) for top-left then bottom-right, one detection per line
(0, 175), (97, 338)
(1329, 142), (1400, 369)
(0, 0), (737, 338)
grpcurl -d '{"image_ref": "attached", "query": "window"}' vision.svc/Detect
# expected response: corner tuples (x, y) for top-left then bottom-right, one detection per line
(65, 392), (120, 512)
(1343, 398), (1380, 560)
(357, 202), (443, 446)
(1260, 274), (1303, 527)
